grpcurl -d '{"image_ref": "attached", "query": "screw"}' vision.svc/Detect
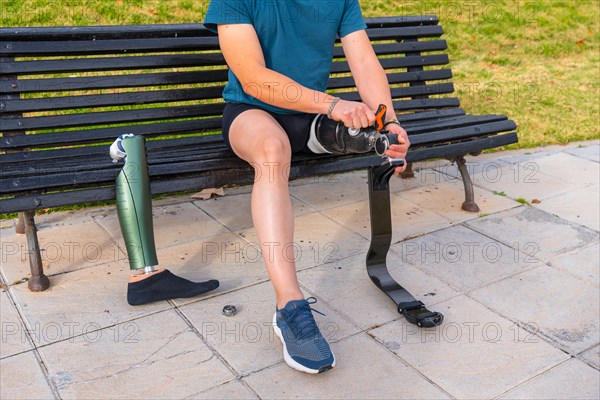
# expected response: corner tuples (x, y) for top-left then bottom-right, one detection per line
(222, 305), (237, 317)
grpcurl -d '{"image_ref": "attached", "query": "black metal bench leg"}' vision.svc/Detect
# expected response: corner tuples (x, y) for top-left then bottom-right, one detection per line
(400, 161), (415, 179)
(23, 211), (50, 292)
(454, 155), (480, 213)
(366, 164), (443, 328)
(16, 212), (25, 234)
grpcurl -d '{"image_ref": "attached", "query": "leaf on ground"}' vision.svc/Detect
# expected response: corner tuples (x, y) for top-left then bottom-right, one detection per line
(531, 199), (541, 204)
(191, 187), (225, 200)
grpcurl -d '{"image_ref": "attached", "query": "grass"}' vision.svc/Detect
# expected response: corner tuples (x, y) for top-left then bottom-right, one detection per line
(1, 0), (599, 219)
(2, 0), (598, 148)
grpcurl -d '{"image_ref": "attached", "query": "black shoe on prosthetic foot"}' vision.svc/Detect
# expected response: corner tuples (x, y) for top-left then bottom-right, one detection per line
(127, 269), (219, 306)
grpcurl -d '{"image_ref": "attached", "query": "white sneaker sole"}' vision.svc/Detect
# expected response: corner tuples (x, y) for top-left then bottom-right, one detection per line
(272, 313), (335, 374)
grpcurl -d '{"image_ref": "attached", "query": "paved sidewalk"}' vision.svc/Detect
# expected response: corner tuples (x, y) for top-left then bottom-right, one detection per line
(1, 141), (599, 399)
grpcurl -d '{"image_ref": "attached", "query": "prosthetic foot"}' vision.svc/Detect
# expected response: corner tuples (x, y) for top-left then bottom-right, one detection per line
(111, 134), (219, 306)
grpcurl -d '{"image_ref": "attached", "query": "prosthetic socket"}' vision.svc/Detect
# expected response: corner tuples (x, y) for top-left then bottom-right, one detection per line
(307, 114), (398, 156)
(110, 134), (158, 273)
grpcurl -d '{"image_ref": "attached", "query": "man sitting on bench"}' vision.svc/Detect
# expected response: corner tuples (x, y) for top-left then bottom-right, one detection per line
(203, 0), (408, 374)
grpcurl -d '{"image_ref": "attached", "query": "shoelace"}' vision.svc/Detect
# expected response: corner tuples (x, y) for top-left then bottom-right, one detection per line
(285, 297), (326, 340)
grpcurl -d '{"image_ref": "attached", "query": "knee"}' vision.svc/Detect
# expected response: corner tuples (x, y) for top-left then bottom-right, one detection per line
(259, 136), (291, 164)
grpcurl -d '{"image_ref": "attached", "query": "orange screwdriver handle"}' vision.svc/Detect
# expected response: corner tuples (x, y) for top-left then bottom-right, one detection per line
(374, 104), (387, 131)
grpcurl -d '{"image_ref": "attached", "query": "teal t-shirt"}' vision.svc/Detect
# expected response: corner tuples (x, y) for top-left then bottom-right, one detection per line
(204, 0), (366, 114)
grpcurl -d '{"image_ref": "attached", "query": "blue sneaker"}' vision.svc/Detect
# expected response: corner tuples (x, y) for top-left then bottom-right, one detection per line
(272, 297), (335, 374)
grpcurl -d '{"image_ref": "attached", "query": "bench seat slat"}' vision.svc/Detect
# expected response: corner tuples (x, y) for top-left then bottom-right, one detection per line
(0, 132), (517, 215)
(409, 120), (517, 146)
(1, 118), (516, 191)
(3, 113), (506, 168)
(402, 114), (508, 133)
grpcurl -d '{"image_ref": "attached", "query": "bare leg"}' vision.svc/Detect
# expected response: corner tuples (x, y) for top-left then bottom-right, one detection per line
(229, 110), (304, 308)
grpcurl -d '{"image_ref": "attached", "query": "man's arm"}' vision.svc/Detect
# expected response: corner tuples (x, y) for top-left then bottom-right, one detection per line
(341, 29), (397, 123)
(342, 29), (409, 173)
(217, 23), (376, 128)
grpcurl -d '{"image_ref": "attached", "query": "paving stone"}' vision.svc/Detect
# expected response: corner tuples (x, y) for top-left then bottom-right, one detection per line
(499, 359), (600, 399)
(144, 233), (269, 308)
(434, 156), (511, 180)
(180, 281), (359, 375)
(290, 165), (453, 209)
(238, 211), (370, 271)
(394, 181), (517, 223)
(194, 192), (315, 231)
(96, 202), (229, 251)
(534, 186), (600, 231)
(466, 159), (577, 202)
(0, 351), (56, 400)
(188, 380), (258, 400)
(0, 218), (120, 284)
(289, 170), (371, 210)
(323, 197), (453, 242)
(580, 345), (600, 370)
(369, 295), (569, 399)
(39, 310), (235, 400)
(470, 266), (600, 354)
(10, 261), (170, 346)
(549, 243), (599, 286)
(532, 152), (600, 187)
(243, 333), (449, 399)
(391, 225), (541, 293)
(389, 165), (455, 193)
(493, 149), (562, 165)
(565, 143), (600, 163)
(466, 207), (599, 262)
(0, 290), (33, 359)
(297, 253), (458, 330)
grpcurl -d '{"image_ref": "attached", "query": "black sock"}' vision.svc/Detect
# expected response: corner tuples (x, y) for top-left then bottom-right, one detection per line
(127, 269), (219, 306)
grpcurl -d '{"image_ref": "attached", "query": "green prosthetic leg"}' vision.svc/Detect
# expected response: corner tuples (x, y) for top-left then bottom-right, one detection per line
(114, 135), (158, 271)
(110, 134), (219, 305)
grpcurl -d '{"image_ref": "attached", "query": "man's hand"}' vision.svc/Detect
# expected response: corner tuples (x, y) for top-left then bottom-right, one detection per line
(384, 123), (410, 175)
(330, 99), (376, 129)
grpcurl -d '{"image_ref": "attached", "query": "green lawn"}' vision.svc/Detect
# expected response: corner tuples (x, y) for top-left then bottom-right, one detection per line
(2, 0), (599, 147)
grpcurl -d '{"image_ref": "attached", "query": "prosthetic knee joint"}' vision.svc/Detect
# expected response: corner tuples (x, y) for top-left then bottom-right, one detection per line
(306, 104), (400, 161)
(110, 134), (158, 274)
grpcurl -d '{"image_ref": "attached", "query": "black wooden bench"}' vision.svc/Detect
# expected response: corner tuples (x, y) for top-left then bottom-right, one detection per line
(0, 16), (517, 322)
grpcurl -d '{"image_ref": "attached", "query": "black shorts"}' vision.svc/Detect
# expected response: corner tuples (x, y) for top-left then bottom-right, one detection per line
(221, 102), (316, 154)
